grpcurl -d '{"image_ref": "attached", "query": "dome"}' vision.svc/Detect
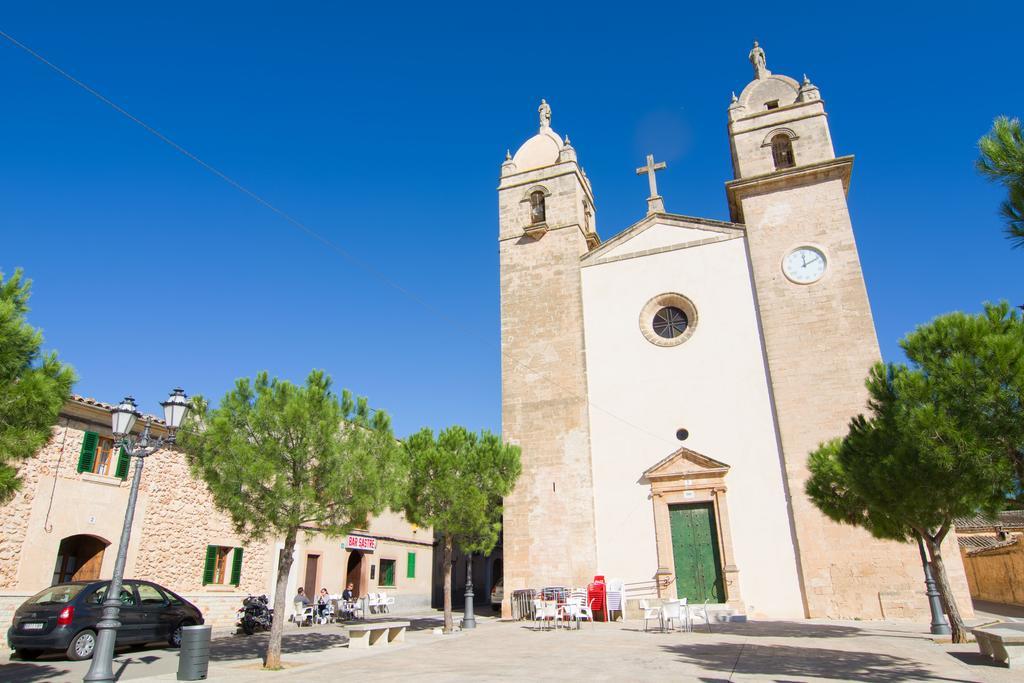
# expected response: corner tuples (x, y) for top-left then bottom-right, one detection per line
(737, 74), (801, 111)
(512, 127), (564, 172)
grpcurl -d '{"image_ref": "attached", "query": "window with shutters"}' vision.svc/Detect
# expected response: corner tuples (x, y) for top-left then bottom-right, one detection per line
(202, 545), (243, 585)
(77, 431), (131, 480)
(379, 559), (396, 587)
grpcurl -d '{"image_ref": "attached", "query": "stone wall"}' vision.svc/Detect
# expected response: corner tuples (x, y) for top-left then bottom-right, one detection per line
(499, 158), (600, 599)
(960, 540), (1024, 607)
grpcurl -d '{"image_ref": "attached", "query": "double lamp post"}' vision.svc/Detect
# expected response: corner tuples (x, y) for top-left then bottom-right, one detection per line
(83, 389), (190, 683)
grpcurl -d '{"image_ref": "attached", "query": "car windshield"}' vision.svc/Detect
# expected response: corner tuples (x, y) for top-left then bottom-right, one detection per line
(27, 584), (87, 605)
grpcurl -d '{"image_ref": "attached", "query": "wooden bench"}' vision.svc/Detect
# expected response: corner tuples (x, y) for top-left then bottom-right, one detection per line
(971, 623), (1024, 668)
(342, 620), (410, 649)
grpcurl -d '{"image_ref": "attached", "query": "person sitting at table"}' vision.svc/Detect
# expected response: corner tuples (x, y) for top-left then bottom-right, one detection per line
(317, 588), (331, 621)
(341, 582), (356, 620)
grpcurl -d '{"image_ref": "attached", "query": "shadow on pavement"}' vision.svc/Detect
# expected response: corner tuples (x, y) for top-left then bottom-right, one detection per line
(662, 642), (968, 682)
(947, 650), (1006, 668)
(0, 662), (72, 682)
(710, 621), (864, 639)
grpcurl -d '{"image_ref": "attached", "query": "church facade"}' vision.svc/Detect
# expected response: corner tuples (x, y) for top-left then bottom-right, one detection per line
(497, 44), (972, 620)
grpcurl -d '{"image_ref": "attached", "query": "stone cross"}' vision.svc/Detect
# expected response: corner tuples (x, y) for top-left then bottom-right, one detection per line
(636, 154), (667, 214)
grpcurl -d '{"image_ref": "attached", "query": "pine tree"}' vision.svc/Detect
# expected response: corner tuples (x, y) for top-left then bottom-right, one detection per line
(977, 116), (1024, 248)
(401, 426), (521, 632)
(807, 302), (1024, 643)
(177, 371), (403, 669)
(0, 268), (75, 504)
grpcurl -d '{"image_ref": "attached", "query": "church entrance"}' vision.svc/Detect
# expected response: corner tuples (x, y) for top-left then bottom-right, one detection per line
(669, 503), (724, 602)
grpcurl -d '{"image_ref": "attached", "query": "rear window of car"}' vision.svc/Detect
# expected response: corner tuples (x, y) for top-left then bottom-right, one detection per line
(27, 584), (87, 605)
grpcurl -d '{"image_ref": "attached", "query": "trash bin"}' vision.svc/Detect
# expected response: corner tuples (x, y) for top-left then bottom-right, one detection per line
(176, 624), (212, 681)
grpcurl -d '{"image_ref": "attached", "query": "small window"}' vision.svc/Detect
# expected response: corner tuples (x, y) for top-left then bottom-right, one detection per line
(771, 133), (796, 170)
(765, 100), (780, 110)
(203, 545), (234, 585)
(92, 437), (116, 476)
(653, 306), (689, 339)
(379, 559), (396, 587)
(529, 191), (546, 224)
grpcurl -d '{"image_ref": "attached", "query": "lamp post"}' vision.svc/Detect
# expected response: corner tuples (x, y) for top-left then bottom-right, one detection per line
(916, 535), (951, 636)
(83, 389), (190, 683)
(462, 554), (476, 630)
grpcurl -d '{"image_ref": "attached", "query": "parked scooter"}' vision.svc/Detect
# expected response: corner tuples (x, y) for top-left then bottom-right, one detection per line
(236, 594), (273, 635)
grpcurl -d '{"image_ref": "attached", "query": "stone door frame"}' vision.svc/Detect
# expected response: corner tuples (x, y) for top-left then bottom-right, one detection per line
(642, 447), (744, 612)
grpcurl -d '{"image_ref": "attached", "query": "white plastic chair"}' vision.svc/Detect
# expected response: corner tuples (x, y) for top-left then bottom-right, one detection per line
(639, 599), (663, 632)
(661, 599), (684, 632)
(378, 592), (395, 613)
(532, 599), (558, 631)
(562, 591), (594, 629)
(367, 593), (381, 614)
(690, 599), (712, 633)
(295, 603), (315, 627)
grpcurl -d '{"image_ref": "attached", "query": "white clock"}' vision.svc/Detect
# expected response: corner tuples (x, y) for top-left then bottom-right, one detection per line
(782, 246), (827, 284)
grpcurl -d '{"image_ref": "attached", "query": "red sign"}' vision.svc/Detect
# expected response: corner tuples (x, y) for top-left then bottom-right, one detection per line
(344, 535), (377, 552)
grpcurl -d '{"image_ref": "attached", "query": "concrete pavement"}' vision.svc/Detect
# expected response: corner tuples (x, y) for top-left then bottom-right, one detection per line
(3, 612), (1020, 681)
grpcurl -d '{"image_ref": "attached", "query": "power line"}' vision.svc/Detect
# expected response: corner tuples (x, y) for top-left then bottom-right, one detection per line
(0, 28), (681, 452)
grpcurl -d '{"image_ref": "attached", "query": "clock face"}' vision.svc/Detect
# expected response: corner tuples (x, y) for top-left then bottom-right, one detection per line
(782, 247), (827, 284)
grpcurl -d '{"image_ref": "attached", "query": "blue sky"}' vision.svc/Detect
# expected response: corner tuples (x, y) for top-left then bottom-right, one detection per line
(2, 3), (1021, 437)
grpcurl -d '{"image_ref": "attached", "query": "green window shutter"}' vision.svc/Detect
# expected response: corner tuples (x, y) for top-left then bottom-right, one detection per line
(77, 431), (98, 473)
(202, 545), (217, 585)
(114, 447), (131, 480)
(230, 547), (244, 586)
(407, 551), (416, 579)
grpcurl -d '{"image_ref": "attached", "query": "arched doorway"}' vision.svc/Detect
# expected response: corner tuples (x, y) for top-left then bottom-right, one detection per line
(52, 535), (109, 585)
(346, 551), (363, 596)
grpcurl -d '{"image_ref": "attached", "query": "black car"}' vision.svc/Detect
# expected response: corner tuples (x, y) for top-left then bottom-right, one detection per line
(6, 579), (204, 661)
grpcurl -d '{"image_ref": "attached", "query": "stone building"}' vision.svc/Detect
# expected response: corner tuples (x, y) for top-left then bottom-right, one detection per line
(497, 43), (972, 620)
(956, 511), (1024, 607)
(0, 395), (432, 630)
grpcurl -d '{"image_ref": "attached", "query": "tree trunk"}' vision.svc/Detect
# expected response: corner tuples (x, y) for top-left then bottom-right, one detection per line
(442, 534), (454, 633)
(924, 530), (967, 643)
(265, 527), (298, 669)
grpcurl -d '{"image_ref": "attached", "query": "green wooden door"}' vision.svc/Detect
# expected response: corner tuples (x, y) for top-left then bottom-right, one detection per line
(669, 503), (724, 602)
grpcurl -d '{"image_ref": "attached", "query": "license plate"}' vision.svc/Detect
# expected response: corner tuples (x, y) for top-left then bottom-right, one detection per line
(22, 622), (45, 630)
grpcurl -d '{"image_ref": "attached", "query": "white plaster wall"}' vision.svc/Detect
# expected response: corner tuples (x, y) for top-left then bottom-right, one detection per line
(601, 224), (711, 259)
(580, 231), (804, 618)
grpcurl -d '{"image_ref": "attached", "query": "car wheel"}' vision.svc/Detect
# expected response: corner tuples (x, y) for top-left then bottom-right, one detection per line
(67, 629), (97, 661)
(169, 620), (193, 648)
(14, 649), (42, 660)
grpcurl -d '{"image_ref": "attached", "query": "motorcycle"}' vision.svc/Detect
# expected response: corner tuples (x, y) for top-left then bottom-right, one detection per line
(236, 594), (273, 635)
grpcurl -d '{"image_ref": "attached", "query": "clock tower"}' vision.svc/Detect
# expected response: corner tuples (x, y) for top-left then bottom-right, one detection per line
(725, 44), (934, 619)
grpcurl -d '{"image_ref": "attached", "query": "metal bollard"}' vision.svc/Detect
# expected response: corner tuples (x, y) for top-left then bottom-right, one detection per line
(176, 624), (212, 681)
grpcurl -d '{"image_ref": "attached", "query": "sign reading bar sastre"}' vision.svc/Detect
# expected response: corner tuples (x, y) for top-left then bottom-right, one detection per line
(345, 535), (377, 552)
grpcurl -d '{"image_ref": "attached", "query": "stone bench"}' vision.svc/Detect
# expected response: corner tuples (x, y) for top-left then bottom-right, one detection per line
(971, 623), (1024, 668)
(342, 620), (410, 649)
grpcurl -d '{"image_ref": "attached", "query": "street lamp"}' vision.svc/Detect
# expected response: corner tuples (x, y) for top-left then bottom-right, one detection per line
(916, 535), (951, 636)
(462, 553), (476, 630)
(83, 389), (190, 683)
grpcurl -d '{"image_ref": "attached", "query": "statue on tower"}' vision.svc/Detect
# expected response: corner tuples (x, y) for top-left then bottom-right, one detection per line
(748, 40), (769, 80)
(539, 99), (552, 130)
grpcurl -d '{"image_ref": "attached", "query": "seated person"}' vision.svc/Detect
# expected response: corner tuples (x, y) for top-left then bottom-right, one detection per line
(341, 582), (356, 620)
(317, 588), (331, 620)
(293, 587), (311, 622)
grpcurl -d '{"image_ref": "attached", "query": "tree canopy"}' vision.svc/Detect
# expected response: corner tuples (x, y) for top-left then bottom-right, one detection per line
(402, 425), (521, 631)
(0, 268), (75, 504)
(178, 370), (403, 668)
(977, 116), (1024, 248)
(806, 302), (1024, 642)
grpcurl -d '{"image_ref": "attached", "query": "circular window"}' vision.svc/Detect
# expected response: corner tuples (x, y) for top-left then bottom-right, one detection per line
(653, 307), (689, 339)
(639, 293), (698, 347)
(676, 428), (689, 441)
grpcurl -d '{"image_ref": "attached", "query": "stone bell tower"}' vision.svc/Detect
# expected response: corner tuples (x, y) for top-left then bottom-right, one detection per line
(724, 43), (963, 619)
(498, 101), (600, 609)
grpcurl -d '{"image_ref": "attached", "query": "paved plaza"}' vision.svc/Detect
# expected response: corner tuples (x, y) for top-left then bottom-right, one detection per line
(3, 608), (1022, 682)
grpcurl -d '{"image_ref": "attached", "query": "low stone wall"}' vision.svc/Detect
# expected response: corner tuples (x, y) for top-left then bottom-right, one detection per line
(961, 542), (1024, 607)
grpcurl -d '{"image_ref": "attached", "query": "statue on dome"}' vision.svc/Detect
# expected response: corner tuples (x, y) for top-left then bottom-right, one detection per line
(749, 40), (769, 80)
(539, 99), (551, 129)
